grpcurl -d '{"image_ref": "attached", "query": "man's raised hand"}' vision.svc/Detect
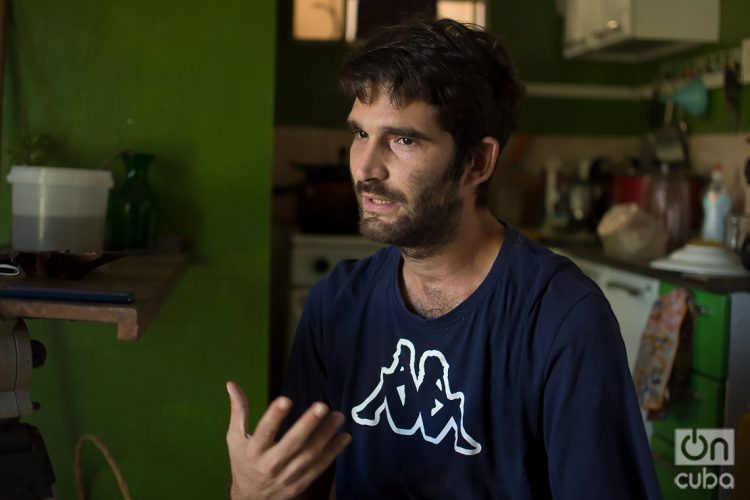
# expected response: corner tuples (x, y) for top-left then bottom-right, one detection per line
(226, 381), (351, 500)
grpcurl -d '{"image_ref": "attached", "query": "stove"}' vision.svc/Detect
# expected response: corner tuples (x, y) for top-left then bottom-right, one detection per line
(286, 233), (383, 355)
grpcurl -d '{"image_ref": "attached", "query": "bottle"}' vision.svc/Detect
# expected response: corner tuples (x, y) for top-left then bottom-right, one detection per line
(647, 163), (691, 252)
(700, 163), (731, 243)
(542, 157), (568, 233)
(107, 152), (158, 251)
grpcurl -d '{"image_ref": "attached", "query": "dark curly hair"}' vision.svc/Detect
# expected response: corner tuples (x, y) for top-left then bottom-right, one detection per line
(339, 18), (525, 207)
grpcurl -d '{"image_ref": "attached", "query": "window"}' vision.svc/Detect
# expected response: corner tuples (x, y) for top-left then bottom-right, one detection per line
(292, 0), (487, 42)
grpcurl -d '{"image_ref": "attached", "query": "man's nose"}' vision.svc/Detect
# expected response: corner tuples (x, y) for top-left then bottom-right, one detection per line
(350, 142), (387, 182)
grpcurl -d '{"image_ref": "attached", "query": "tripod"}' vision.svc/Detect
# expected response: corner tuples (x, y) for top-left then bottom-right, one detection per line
(0, 318), (55, 499)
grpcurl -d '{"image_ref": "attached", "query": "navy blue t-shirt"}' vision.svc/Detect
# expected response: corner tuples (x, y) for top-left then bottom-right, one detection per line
(282, 228), (662, 499)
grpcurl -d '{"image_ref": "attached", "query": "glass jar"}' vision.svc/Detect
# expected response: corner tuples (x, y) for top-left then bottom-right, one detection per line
(646, 163), (691, 252)
(725, 214), (750, 253)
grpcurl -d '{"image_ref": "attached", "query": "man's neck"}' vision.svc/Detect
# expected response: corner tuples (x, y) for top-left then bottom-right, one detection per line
(399, 210), (505, 319)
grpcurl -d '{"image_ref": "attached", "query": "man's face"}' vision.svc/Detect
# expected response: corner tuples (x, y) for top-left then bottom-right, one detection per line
(347, 93), (465, 249)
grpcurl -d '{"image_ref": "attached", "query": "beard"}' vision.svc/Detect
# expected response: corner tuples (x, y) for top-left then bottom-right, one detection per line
(354, 171), (463, 254)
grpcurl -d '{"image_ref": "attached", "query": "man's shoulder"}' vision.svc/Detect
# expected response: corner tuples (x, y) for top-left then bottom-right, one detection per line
(506, 232), (601, 297)
(501, 232), (608, 324)
(500, 234), (623, 379)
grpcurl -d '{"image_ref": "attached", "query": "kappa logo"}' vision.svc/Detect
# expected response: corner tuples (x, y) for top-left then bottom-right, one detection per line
(351, 338), (482, 456)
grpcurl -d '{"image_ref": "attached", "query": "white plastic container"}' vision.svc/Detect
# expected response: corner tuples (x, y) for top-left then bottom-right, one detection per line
(6, 166), (114, 252)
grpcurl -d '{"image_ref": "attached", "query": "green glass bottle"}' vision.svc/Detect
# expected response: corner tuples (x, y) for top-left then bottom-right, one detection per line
(107, 152), (157, 251)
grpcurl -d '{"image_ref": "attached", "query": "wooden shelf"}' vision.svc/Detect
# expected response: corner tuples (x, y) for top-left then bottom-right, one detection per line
(0, 254), (186, 340)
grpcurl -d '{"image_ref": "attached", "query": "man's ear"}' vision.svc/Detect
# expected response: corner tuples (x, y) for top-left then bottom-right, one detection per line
(463, 137), (501, 187)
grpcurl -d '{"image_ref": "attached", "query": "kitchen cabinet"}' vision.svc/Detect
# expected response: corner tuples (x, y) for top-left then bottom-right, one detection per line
(651, 371), (724, 442)
(561, 247), (749, 500)
(651, 283), (737, 500)
(652, 434), (718, 500)
(563, 0), (719, 62)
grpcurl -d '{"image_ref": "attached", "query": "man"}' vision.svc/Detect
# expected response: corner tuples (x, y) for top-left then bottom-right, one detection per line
(227, 18), (661, 499)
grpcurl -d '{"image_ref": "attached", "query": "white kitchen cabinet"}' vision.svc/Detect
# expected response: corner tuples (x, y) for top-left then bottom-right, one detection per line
(557, 247), (750, 500)
(563, 0), (719, 62)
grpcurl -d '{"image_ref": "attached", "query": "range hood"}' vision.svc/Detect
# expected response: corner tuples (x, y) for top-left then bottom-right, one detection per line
(563, 0), (720, 63)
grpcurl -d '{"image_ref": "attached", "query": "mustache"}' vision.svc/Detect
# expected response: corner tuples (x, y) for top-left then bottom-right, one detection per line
(355, 181), (407, 203)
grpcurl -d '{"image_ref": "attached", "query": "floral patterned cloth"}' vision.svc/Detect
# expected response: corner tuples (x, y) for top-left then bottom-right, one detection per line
(633, 288), (693, 417)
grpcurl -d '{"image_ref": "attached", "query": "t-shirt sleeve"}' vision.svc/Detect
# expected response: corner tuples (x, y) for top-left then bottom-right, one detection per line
(278, 280), (337, 499)
(279, 279), (331, 433)
(543, 293), (662, 500)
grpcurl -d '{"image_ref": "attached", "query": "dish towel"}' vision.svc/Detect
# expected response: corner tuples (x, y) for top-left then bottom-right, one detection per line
(632, 288), (694, 420)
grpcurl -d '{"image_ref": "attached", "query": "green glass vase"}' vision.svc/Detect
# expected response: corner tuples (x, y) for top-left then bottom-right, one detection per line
(107, 152), (158, 251)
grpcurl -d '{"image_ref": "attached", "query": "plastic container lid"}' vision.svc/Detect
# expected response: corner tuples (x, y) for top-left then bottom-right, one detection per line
(7, 165), (113, 189)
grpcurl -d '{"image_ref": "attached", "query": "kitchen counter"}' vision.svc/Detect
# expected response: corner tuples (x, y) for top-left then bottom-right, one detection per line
(551, 242), (750, 295)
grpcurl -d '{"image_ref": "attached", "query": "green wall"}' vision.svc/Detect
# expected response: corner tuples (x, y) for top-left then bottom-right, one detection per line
(275, 0), (750, 135)
(1, 1), (275, 498)
(274, 0), (645, 132)
(490, 0), (647, 135)
(655, 0), (750, 133)
(274, 0), (349, 128)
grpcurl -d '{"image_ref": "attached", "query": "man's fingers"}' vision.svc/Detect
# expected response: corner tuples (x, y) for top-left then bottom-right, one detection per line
(280, 411), (346, 476)
(285, 432), (352, 495)
(249, 395), (293, 452)
(226, 381), (250, 438)
(271, 402), (331, 463)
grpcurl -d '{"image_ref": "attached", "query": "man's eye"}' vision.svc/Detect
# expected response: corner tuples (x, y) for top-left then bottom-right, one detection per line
(353, 130), (367, 140)
(397, 137), (414, 146)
